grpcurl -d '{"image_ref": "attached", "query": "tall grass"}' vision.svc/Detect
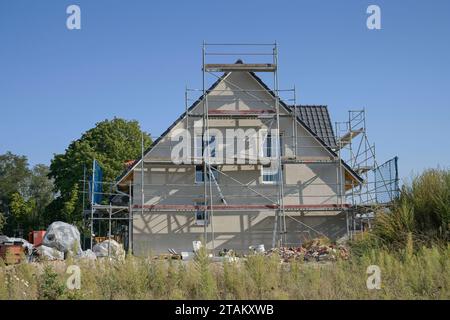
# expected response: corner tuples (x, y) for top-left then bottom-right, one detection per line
(0, 244), (448, 300)
(1, 169), (448, 300)
(365, 168), (450, 250)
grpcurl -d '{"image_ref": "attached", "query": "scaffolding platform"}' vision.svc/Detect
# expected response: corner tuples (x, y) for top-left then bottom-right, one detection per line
(189, 109), (276, 119)
(281, 157), (339, 164)
(354, 166), (374, 174)
(336, 128), (364, 150)
(133, 203), (350, 212)
(204, 63), (277, 72)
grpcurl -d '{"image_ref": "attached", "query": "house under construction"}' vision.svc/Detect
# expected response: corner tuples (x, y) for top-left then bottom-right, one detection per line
(87, 43), (399, 255)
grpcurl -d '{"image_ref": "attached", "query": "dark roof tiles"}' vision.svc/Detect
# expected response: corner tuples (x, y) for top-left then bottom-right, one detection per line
(290, 105), (337, 148)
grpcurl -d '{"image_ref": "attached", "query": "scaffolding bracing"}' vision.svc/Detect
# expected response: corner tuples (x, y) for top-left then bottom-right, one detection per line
(83, 43), (400, 255)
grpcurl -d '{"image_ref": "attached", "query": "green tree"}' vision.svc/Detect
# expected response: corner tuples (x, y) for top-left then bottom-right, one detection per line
(0, 152), (30, 214)
(47, 118), (152, 225)
(28, 164), (54, 228)
(0, 212), (5, 234)
(0, 152), (54, 234)
(9, 192), (36, 236)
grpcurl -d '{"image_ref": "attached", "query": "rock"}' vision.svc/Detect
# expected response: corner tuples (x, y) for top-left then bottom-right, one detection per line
(36, 245), (64, 261)
(93, 239), (125, 259)
(42, 221), (82, 255)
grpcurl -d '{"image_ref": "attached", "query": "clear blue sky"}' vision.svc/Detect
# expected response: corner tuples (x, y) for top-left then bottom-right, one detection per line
(1, 0), (449, 180)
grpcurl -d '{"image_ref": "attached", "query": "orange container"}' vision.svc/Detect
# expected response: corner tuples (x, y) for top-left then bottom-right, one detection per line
(28, 230), (46, 246)
(0, 244), (24, 264)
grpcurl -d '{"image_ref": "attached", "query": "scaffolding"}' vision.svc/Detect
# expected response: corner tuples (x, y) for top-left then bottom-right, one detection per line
(129, 43), (349, 251)
(84, 43), (400, 254)
(335, 110), (400, 238)
(82, 166), (133, 255)
(201, 43), (285, 251)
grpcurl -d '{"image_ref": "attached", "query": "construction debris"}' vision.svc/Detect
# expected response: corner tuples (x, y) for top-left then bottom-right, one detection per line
(78, 249), (97, 260)
(264, 238), (350, 263)
(0, 236), (33, 253)
(192, 241), (203, 252)
(0, 236), (34, 264)
(180, 251), (195, 261)
(217, 249), (239, 262)
(0, 221), (128, 264)
(35, 245), (64, 261)
(93, 239), (125, 259)
(249, 244), (265, 253)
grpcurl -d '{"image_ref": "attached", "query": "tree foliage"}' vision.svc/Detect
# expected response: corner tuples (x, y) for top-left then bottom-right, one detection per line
(0, 118), (150, 235)
(47, 118), (152, 225)
(9, 192), (35, 232)
(0, 152), (30, 213)
(28, 164), (54, 217)
(0, 212), (5, 233)
(0, 153), (54, 235)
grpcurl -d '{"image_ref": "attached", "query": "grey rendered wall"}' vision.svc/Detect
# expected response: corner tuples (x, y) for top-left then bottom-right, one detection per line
(133, 211), (347, 255)
(131, 71), (346, 255)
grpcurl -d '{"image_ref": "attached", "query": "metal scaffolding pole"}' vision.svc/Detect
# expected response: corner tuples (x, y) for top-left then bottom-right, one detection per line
(141, 133), (145, 216)
(90, 159), (95, 250)
(202, 41), (209, 248)
(108, 203), (112, 257)
(293, 85), (298, 158)
(128, 181), (133, 253)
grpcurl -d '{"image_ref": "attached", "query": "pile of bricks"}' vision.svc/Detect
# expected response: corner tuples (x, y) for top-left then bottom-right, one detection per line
(266, 239), (350, 262)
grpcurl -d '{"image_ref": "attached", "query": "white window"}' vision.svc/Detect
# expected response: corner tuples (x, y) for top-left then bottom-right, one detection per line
(262, 165), (281, 184)
(262, 133), (283, 158)
(279, 134), (283, 156)
(194, 134), (216, 159)
(208, 135), (216, 158)
(194, 135), (203, 159)
(194, 202), (208, 226)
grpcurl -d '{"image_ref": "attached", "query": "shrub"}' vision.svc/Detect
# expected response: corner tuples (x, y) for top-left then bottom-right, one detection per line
(38, 265), (66, 300)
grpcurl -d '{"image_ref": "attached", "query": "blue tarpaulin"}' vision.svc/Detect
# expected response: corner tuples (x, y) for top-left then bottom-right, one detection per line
(88, 159), (103, 205)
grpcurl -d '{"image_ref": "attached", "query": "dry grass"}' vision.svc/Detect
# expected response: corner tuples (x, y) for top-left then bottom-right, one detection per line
(1, 169), (448, 300)
(0, 244), (448, 300)
(371, 168), (450, 249)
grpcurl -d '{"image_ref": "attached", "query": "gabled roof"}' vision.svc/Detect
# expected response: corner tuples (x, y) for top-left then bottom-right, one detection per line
(115, 73), (228, 185)
(291, 105), (337, 149)
(116, 69), (363, 185)
(248, 72), (363, 184)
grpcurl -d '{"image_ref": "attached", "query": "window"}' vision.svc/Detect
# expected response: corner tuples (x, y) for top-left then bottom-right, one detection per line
(194, 134), (216, 159)
(208, 135), (216, 158)
(195, 165), (219, 183)
(263, 133), (272, 157)
(195, 165), (203, 183)
(262, 133), (283, 158)
(194, 135), (203, 159)
(194, 202), (208, 226)
(262, 165), (281, 184)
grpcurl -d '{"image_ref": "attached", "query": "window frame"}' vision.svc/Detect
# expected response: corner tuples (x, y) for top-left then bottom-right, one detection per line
(194, 134), (217, 160)
(261, 165), (281, 184)
(261, 132), (284, 158)
(194, 201), (208, 226)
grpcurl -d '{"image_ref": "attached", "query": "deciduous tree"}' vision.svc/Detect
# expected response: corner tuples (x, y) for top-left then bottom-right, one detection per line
(47, 118), (152, 225)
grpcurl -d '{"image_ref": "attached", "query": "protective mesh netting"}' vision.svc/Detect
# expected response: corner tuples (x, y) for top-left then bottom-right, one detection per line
(373, 156), (399, 204)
